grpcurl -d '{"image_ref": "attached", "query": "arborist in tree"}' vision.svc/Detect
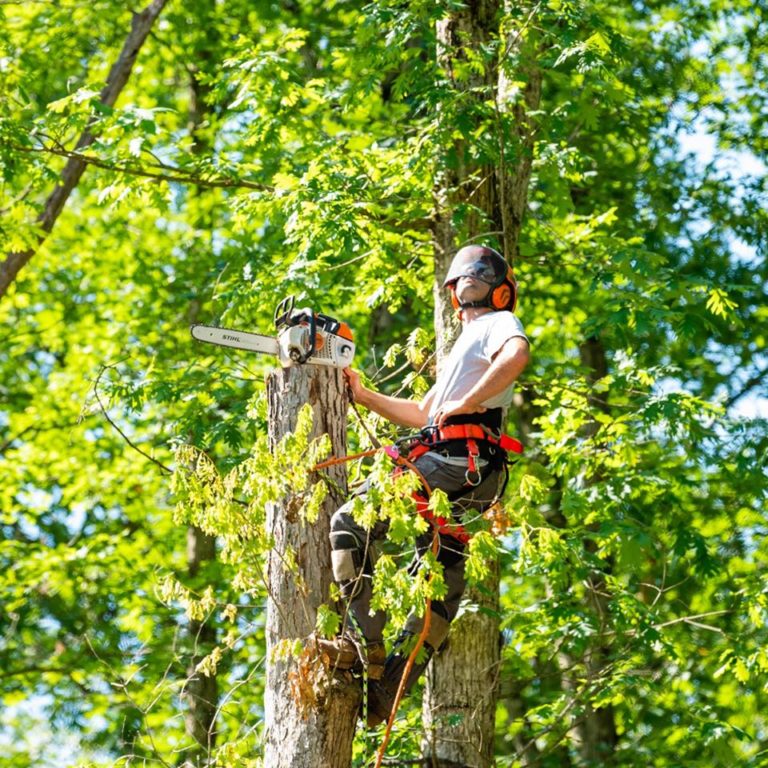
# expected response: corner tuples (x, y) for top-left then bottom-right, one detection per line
(319, 245), (530, 727)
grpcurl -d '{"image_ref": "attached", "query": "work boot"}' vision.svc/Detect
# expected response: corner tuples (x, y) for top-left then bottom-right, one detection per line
(314, 634), (386, 680)
(360, 635), (437, 728)
(363, 641), (386, 679)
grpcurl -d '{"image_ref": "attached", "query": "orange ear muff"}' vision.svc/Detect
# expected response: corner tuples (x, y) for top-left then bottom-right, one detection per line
(495, 268), (518, 311)
(491, 282), (513, 311)
(450, 286), (460, 311)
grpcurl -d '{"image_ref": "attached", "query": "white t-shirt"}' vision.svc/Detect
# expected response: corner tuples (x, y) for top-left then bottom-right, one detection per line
(427, 311), (528, 420)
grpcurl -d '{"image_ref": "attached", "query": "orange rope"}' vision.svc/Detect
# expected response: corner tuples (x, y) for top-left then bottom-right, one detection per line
(313, 447), (379, 471)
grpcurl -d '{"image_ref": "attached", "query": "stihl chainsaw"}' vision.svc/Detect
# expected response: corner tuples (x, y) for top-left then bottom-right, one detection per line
(190, 295), (355, 368)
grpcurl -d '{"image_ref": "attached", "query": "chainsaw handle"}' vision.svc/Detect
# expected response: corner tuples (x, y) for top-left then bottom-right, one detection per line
(293, 310), (316, 364)
(275, 295), (317, 364)
(274, 295), (296, 328)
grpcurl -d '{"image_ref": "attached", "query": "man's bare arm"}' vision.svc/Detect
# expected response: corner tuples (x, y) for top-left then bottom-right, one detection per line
(344, 369), (433, 429)
(433, 337), (530, 427)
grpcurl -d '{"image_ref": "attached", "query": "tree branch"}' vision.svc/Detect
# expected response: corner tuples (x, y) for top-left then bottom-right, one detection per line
(92, 364), (173, 474)
(726, 363), (768, 409)
(0, 0), (169, 300)
(10, 140), (271, 193)
(0, 421), (82, 454)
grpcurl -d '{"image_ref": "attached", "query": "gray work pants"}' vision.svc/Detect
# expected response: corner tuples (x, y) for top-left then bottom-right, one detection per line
(329, 450), (503, 644)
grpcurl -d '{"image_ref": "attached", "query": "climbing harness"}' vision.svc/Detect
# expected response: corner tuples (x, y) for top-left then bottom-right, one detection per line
(394, 422), (523, 545)
(315, 421), (522, 546)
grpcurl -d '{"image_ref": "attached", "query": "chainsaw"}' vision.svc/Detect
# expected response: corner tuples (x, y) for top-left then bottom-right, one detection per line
(190, 295), (355, 368)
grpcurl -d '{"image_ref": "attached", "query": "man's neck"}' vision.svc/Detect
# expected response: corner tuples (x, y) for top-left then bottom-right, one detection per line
(460, 306), (493, 326)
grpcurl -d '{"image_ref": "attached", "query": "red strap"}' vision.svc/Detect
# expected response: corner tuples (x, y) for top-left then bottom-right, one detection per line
(430, 424), (524, 454)
(412, 492), (471, 545)
(498, 434), (524, 454)
(466, 438), (479, 476)
(435, 424), (486, 441)
(407, 443), (431, 461)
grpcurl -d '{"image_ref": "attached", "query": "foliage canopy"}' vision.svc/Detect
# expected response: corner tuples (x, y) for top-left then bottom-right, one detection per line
(1, 0), (766, 765)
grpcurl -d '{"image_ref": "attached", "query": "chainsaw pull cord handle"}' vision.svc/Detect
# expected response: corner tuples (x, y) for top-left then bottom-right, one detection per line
(276, 296), (316, 365)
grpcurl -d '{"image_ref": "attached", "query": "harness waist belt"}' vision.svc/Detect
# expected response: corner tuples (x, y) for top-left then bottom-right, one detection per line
(392, 425), (523, 546)
(427, 424), (523, 454)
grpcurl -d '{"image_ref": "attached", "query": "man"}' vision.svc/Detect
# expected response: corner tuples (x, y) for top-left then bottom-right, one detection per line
(321, 245), (530, 726)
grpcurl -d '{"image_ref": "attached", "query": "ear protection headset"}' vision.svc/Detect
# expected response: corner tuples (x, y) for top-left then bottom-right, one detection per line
(444, 246), (518, 313)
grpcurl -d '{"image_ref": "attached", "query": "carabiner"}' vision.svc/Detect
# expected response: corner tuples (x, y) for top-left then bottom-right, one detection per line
(464, 468), (482, 487)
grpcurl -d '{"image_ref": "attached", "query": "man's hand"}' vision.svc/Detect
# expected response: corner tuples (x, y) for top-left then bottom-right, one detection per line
(433, 398), (486, 428)
(343, 368), (366, 404)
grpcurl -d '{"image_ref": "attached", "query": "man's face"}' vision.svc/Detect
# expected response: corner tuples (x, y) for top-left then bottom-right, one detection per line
(454, 275), (491, 305)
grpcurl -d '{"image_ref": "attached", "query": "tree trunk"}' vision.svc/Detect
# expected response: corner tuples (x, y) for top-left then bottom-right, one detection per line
(427, 7), (500, 762)
(571, 336), (617, 763)
(263, 365), (360, 768)
(0, 0), (168, 299)
(182, 10), (220, 757)
(431, 0), (499, 356)
(425, 5), (542, 765)
(423, 558), (501, 768)
(184, 527), (219, 761)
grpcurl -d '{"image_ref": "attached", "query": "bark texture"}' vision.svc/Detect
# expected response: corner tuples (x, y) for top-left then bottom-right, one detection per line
(432, 0), (499, 353)
(425, 4), (542, 765)
(423, 559), (501, 768)
(427, 14), (501, 764)
(264, 365), (361, 768)
(0, 0), (168, 299)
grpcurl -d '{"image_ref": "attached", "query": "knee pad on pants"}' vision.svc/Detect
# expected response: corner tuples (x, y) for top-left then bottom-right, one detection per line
(405, 610), (451, 652)
(331, 548), (365, 599)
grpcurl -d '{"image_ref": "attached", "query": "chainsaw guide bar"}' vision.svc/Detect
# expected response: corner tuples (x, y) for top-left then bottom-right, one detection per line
(190, 325), (280, 355)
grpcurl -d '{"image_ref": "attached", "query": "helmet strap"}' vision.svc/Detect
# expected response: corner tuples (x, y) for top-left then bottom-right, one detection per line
(459, 288), (495, 310)
(449, 282), (502, 317)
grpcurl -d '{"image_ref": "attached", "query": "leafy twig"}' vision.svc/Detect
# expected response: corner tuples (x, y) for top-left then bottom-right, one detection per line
(91, 363), (174, 474)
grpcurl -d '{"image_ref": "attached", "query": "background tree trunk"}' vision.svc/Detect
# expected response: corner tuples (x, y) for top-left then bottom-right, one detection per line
(179, 10), (225, 755)
(263, 365), (361, 768)
(184, 527), (218, 761)
(425, 5), (542, 765)
(182, 13), (221, 757)
(571, 336), (618, 762)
